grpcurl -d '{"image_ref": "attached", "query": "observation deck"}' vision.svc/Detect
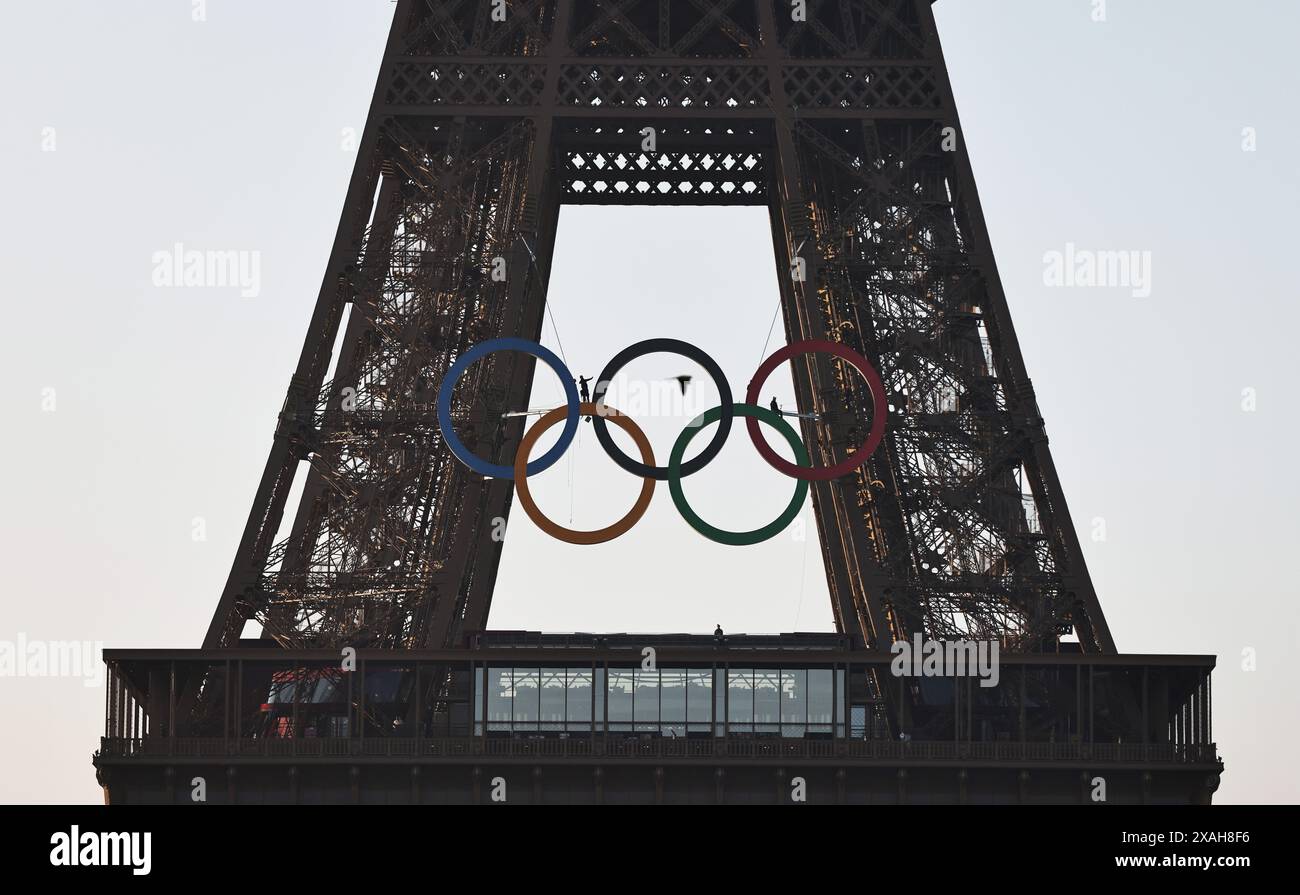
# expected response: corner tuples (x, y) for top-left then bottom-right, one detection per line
(93, 633), (1221, 804)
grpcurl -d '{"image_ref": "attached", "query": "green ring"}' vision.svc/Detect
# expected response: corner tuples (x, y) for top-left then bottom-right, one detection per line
(668, 403), (811, 546)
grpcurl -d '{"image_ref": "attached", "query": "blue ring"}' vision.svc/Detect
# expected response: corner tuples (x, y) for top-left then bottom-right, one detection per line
(437, 338), (579, 479)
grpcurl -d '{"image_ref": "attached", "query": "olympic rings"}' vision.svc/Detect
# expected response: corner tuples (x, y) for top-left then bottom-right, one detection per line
(435, 335), (888, 545)
(669, 404), (810, 546)
(591, 338), (733, 481)
(745, 339), (887, 482)
(437, 337), (580, 480)
(514, 403), (655, 545)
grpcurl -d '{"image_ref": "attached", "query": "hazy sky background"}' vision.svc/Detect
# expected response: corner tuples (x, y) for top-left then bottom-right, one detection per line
(0, 0), (1296, 804)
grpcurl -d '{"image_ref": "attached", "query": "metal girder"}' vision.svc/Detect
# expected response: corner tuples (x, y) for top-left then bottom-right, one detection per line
(203, 0), (1114, 661)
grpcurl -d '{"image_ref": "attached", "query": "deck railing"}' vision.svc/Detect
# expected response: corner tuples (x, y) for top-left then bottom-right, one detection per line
(97, 735), (1220, 765)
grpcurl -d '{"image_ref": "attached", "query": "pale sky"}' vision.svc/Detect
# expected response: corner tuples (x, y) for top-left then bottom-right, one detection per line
(0, 0), (1296, 804)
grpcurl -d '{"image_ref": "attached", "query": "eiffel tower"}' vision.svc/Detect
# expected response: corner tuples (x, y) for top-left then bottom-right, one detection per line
(94, 0), (1222, 805)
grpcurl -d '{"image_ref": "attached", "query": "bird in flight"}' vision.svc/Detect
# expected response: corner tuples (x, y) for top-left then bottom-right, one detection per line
(667, 374), (693, 395)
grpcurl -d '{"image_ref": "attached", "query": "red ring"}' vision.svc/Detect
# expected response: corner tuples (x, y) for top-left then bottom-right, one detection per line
(744, 339), (887, 481)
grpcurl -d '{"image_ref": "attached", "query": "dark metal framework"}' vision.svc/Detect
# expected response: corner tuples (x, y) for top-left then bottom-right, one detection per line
(96, 639), (1220, 804)
(202, 0), (1113, 660)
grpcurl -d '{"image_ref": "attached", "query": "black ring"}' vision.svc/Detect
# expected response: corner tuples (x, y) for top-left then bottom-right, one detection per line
(591, 338), (733, 481)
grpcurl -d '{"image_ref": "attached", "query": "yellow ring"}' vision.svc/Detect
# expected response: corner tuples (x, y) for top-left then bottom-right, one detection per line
(513, 402), (655, 545)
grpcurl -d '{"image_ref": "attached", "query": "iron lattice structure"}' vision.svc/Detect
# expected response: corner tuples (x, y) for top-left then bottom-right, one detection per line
(203, 0), (1114, 657)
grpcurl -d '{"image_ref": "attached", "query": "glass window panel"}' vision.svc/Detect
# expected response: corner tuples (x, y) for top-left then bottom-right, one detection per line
(851, 705), (866, 739)
(474, 668), (485, 723)
(567, 668), (593, 724)
(513, 668), (539, 728)
(474, 667), (485, 735)
(835, 669), (845, 724)
(594, 668), (605, 725)
(634, 668), (660, 728)
(488, 668), (513, 729)
(687, 668), (713, 722)
(919, 677), (953, 705)
(754, 669), (780, 726)
(809, 669), (833, 725)
(781, 669), (807, 724)
(715, 668), (726, 735)
(661, 669), (687, 723)
(266, 673), (292, 706)
(365, 667), (405, 702)
(608, 669), (634, 723)
(312, 672), (344, 704)
(728, 669), (754, 724)
(540, 668), (566, 729)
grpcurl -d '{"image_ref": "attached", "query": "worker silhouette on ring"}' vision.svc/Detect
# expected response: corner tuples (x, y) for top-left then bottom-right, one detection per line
(575, 375), (593, 422)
